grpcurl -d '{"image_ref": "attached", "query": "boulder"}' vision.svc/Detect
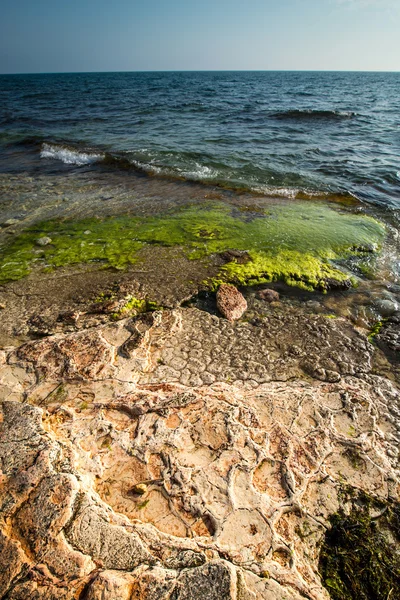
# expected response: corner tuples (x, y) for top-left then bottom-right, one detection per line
(216, 284), (247, 321)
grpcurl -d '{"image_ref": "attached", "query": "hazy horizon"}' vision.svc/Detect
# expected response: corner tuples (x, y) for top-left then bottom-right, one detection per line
(1, 69), (400, 76)
(1, 0), (399, 75)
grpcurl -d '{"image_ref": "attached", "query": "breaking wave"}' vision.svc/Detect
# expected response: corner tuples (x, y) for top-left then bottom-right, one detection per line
(40, 143), (104, 166)
(37, 141), (358, 202)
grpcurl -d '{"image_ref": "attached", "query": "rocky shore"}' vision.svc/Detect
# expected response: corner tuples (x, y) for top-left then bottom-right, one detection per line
(1, 278), (400, 599)
(1, 172), (400, 598)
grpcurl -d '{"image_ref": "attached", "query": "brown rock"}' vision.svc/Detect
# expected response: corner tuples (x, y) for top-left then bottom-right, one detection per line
(216, 284), (247, 321)
(258, 288), (280, 302)
(219, 249), (251, 265)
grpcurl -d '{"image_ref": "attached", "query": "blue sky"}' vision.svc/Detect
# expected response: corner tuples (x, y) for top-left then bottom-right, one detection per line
(0, 0), (399, 73)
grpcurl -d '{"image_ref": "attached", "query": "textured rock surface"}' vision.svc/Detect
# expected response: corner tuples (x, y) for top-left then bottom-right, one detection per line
(1, 299), (400, 599)
(216, 284), (248, 321)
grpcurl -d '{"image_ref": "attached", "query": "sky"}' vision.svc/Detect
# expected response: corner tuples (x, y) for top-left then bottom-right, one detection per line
(0, 0), (399, 74)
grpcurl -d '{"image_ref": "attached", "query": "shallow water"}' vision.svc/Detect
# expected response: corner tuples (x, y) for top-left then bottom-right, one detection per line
(1, 71), (400, 208)
(0, 71), (400, 329)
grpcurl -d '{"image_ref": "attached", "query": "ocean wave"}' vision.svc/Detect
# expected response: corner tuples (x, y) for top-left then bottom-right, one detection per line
(40, 143), (104, 166)
(180, 164), (219, 180)
(251, 185), (299, 198)
(271, 109), (357, 121)
(35, 141), (356, 203)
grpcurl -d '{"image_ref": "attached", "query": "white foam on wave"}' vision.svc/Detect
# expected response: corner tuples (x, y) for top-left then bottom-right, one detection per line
(251, 185), (341, 200)
(181, 163), (218, 180)
(40, 143), (104, 166)
(129, 155), (218, 181)
(251, 185), (299, 198)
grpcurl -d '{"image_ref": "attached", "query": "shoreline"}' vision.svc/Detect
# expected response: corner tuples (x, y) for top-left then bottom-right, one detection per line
(1, 168), (400, 599)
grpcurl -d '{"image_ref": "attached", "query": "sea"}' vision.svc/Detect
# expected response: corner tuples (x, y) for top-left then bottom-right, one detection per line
(0, 70), (399, 209)
(1, 71), (400, 319)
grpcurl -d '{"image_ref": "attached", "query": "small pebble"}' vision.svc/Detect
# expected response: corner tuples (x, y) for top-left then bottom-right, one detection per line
(36, 237), (52, 246)
(131, 483), (147, 495)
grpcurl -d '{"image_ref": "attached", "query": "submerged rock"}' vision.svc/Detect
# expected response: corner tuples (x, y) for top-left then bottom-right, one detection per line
(218, 249), (251, 264)
(319, 490), (400, 600)
(322, 276), (352, 291)
(0, 217), (19, 228)
(35, 236), (52, 246)
(258, 288), (280, 302)
(374, 297), (399, 317)
(216, 283), (247, 321)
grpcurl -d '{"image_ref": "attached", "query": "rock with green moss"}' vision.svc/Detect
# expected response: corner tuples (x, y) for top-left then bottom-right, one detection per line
(0, 200), (386, 292)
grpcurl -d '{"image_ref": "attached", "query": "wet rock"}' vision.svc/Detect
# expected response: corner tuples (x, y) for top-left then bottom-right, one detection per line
(374, 298), (399, 317)
(301, 361), (341, 382)
(322, 277), (352, 291)
(36, 236), (52, 246)
(216, 284), (247, 321)
(258, 288), (280, 302)
(218, 249), (251, 265)
(1, 218), (19, 228)
(89, 299), (121, 314)
(376, 313), (400, 360)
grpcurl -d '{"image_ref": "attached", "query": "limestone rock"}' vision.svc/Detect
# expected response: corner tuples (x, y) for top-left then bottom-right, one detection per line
(217, 284), (247, 321)
(1, 300), (400, 599)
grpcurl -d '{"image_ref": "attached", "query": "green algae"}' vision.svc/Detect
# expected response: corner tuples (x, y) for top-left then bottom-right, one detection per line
(0, 216), (144, 284)
(111, 296), (161, 320)
(220, 249), (350, 291)
(368, 319), (386, 343)
(0, 201), (386, 291)
(319, 489), (400, 600)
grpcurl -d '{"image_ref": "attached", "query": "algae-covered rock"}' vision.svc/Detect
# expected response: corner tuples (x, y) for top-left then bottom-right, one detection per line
(0, 200), (386, 293)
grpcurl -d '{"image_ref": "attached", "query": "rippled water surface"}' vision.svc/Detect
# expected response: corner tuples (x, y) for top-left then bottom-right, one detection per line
(1, 71), (399, 208)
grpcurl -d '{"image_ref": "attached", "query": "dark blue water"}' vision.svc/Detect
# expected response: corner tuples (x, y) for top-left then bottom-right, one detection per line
(1, 71), (400, 208)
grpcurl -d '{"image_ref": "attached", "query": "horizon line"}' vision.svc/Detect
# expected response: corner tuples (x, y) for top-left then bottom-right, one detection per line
(1, 68), (400, 76)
